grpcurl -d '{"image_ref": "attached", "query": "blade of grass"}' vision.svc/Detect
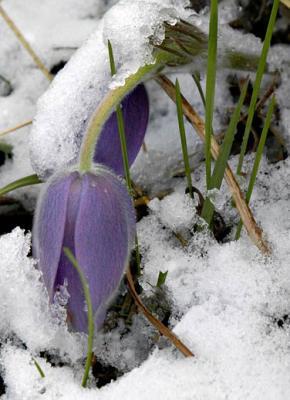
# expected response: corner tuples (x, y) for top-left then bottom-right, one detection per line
(32, 358), (45, 378)
(63, 248), (94, 388)
(108, 40), (132, 193)
(236, 96), (275, 239)
(108, 40), (141, 276)
(192, 72), (206, 108)
(212, 79), (249, 186)
(205, 0), (218, 189)
(201, 79), (249, 224)
(156, 270), (168, 288)
(0, 5), (53, 81)
(0, 174), (41, 196)
(175, 78), (193, 198)
(156, 74), (270, 254)
(236, 0), (280, 175)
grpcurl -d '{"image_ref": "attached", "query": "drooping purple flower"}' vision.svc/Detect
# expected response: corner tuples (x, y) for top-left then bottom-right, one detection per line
(33, 166), (135, 333)
(94, 84), (149, 176)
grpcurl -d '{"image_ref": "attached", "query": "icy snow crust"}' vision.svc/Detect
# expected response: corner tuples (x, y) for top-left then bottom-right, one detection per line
(1, 0), (290, 398)
(30, 0), (190, 179)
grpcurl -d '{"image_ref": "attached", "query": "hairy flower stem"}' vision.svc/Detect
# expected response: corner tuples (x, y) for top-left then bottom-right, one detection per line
(79, 63), (157, 172)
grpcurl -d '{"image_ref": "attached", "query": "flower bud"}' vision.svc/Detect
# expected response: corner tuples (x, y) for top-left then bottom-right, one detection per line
(33, 166), (135, 332)
(94, 84), (149, 176)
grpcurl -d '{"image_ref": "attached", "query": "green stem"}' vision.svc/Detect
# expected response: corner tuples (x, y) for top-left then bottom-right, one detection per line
(63, 247), (94, 388)
(236, 96), (275, 239)
(175, 78), (193, 198)
(79, 63), (157, 172)
(0, 174), (41, 196)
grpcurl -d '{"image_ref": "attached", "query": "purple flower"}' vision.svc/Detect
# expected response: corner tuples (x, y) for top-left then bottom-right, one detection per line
(33, 167), (135, 333)
(94, 84), (149, 176)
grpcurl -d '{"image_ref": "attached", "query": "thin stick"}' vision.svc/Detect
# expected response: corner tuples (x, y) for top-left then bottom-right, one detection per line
(126, 268), (194, 357)
(0, 120), (32, 138)
(0, 5), (53, 81)
(156, 74), (270, 255)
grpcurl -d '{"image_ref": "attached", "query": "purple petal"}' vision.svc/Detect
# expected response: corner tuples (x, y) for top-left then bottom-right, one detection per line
(34, 168), (135, 333)
(94, 84), (149, 176)
(33, 172), (79, 299)
(73, 169), (135, 332)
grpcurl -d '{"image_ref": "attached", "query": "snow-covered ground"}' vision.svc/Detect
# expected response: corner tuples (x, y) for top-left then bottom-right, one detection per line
(1, 0), (290, 399)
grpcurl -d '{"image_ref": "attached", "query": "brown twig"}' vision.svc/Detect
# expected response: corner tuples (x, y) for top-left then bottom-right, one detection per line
(156, 74), (270, 255)
(0, 5), (53, 81)
(126, 267), (194, 357)
(0, 120), (32, 138)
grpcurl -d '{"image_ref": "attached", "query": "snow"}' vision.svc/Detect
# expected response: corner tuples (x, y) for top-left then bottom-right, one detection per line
(0, 228), (86, 362)
(1, 0), (290, 398)
(29, 0), (191, 180)
(2, 158), (290, 399)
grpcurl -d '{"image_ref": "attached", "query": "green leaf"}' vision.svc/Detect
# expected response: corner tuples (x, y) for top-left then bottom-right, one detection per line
(0, 174), (41, 196)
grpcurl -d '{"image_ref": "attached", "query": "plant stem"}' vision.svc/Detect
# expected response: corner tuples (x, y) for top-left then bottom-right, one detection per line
(63, 248), (94, 388)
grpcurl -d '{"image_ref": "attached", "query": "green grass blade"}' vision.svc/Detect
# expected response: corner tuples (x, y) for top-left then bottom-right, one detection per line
(236, 96), (275, 239)
(108, 40), (141, 276)
(63, 248), (94, 388)
(108, 40), (132, 193)
(211, 79), (249, 187)
(156, 270), (168, 288)
(0, 174), (41, 196)
(205, 0), (218, 189)
(236, 0), (280, 175)
(175, 79), (193, 198)
(201, 80), (249, 224)
(33, 358), (45, 378)
(192, 72), (206, 108)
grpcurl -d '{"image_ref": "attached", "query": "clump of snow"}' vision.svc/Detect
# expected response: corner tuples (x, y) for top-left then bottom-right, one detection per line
(29, 0), (192, 179)
(0, 228), (85, 362)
